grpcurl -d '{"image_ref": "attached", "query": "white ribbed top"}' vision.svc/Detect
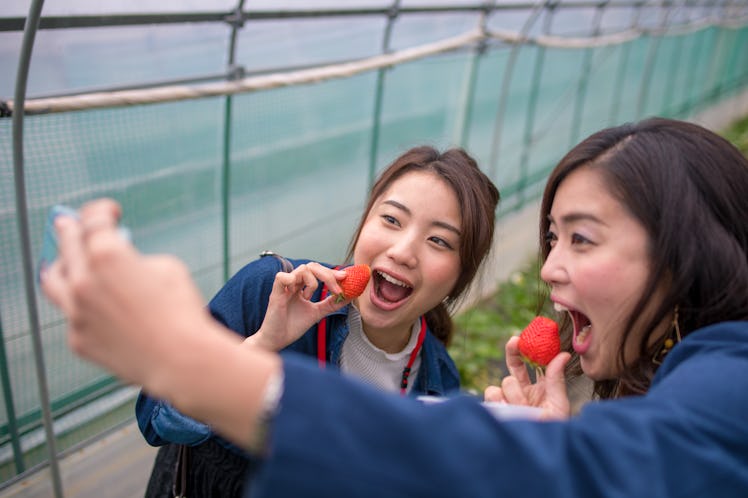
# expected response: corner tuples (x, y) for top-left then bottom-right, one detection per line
(340, 306), (422, 394)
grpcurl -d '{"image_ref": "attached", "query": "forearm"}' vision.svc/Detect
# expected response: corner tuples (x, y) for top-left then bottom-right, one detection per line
(148, 319), (282, 451)
(42, 200), (283, 452)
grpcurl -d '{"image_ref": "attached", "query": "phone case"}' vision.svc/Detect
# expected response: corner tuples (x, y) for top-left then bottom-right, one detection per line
(37, 205), (131, 282)
(38, 205), (79, 281)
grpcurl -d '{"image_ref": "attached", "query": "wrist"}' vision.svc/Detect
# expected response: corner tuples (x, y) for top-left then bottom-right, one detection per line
(246, 329), (279, 351)
(153, 316), (283, 451)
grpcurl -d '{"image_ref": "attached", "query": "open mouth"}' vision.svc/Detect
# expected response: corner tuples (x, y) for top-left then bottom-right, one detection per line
(374, 270), (413, 304)
(554, 302), (592, 350)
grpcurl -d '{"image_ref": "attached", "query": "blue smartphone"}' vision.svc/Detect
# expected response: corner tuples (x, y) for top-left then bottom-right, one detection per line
(38, 205), (131, 282)
(38, 205), (78, 281)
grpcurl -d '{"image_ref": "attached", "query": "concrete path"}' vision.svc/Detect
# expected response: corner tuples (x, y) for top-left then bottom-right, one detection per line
(0, 423), (157, 498)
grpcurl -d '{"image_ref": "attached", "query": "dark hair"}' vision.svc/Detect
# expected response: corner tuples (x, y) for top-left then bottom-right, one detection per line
(346, 146), (500, 346)
(540, 117), (748, 398)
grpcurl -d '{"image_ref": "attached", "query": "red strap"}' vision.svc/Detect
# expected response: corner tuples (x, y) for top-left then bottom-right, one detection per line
(316, 266), (426, 396)
(317, 281), (330, 369)
(400, 315), (427, 395)
(317, 265), (340, 369)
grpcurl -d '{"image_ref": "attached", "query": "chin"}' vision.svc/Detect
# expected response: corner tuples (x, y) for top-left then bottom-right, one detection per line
(579, 358), (604, 381)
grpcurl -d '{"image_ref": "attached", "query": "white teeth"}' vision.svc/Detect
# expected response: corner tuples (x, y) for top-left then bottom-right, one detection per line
(378, 271), (409, 288)
(577, 324), (591, 344)
(554, 302), (568, 312)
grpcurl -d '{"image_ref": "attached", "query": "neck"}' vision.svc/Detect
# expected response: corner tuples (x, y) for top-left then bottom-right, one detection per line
(362, 324), (413, 354)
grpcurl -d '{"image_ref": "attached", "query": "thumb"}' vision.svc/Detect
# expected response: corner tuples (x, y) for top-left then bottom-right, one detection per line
(542, 352), (572, 419)
(318, 293), (349, 316)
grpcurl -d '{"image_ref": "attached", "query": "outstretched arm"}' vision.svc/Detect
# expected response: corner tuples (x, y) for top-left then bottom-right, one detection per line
(40, 199), (279, 449)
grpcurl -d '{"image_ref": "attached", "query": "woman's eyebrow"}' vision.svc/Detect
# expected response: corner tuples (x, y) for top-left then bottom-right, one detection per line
(383, 199), (461, 236)
(548, 212), (608, 227)
(434, 220), (461, 236)
(383, 199), (409, 213)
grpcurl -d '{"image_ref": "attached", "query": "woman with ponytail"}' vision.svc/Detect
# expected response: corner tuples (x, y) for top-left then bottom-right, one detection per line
(136, 145), (501, 497)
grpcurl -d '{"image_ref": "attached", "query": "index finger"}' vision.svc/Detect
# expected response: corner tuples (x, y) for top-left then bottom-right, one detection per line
(78, 198), (122, 226)
(55, 214), (87, 288)
(303, 262), (346, 296)
(39, 217), (76, 312)
(504, 336), (532, 387)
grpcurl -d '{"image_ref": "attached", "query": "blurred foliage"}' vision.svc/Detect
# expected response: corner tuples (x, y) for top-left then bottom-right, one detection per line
(723, 114), (748, 155)
(449, 256), (555, 393)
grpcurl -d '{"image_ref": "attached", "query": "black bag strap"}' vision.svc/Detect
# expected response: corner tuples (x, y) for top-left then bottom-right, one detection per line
(167, 252), (291, 498)
(172, 444), (190, 498)
(259, 250), (293, 273)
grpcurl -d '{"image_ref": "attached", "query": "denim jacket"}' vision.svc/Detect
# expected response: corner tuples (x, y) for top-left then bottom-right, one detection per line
(135, 255), (460, 450)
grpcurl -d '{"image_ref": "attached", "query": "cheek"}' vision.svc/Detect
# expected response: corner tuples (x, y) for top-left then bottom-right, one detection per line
(574, 263), (615, 303)
(422, 254), (461, 295)
(581, 261), (650, 378)
(353, 223), (384, 262)
(578, 258), (645, 311)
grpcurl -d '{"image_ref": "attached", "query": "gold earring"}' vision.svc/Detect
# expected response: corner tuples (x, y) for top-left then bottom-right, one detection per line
(653, 306), (682, 365)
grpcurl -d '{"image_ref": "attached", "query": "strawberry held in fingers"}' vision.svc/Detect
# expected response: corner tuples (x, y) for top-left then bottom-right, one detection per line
(518, 316), (560, 371)
(335, 264), (371, 303)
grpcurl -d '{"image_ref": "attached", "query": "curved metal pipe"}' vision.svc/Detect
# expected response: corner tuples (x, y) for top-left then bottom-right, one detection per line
(487, 0), (551, 179)
(11, 0), (65, 496)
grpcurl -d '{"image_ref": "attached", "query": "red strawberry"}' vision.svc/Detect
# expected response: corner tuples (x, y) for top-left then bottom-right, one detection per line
(518, 316), (560, 371)
(335, 264), (371, 303)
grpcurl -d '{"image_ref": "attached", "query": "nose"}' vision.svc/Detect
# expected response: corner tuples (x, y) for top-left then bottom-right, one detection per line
(386, 232), (418, 268)
(539, 245), (567, 286)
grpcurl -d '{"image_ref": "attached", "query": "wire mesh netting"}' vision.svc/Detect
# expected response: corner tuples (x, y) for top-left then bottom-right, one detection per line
(1, 0), (748, 490)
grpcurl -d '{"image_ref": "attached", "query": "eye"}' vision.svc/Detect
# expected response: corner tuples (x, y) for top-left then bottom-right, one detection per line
(382, 214), (400, 227)
(571, 233), (592, 245)
(544, 230), (557, 248)
(429, 236), (454, 250)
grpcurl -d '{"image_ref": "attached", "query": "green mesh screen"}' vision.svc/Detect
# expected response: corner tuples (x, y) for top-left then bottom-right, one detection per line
(1, 3), (747, 485)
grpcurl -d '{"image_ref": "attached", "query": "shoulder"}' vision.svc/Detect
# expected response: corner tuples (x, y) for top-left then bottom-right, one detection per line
(421, 330), (452, 359)
(224, 256), (322, 284)
(657, 320), (748, 376)
(419, 330), (460, 392)
(650, 320), (748, 413)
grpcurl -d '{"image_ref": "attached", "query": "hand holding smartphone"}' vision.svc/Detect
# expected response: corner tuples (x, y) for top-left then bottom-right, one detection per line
(38, 204), (131, 282)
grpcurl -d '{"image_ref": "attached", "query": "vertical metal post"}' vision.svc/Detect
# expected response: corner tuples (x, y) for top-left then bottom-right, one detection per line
(221, 0), (246, 282)
(456, 45), (482, 147)
(515, 11), (552, 208)
(675, 15), (705, 115)
(609, 5), (642, 124)
(221, 97), (234, 283)
(718, 28), (738, 97)
(11, 0), (65, 496)
(662, 31), (687, 116)
(636, 0), (677, 117)
(0, 313), (24, 473)
(367, 0), (401, 190)
(722, 27), (747, 102)
(678, 25), (709, 116)
(702, 25), (728, 104)
(457, 1), (495, 147)
(487, 0), (549, 180)
(568, 2), (607, 148)
(608, 46), (630, 124)
(740, 29), (748, 87)
(710, 0), (739, 101)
